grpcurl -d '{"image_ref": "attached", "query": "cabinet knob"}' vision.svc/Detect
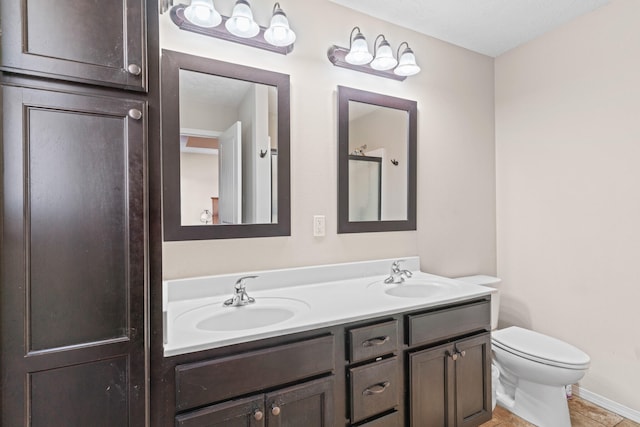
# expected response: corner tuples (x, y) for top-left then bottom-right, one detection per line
(447, 350), (458, 361)
(127, 64), (142, 76)
(271, 405), (281, 416)
(128, 109), (142, 120)
(253, 410), (263, 421)
(458, 350), (466, 358)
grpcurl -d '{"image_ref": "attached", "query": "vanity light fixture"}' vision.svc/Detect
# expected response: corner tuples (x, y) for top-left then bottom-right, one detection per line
(328, 29), (420, 81)
(169, 1), (296, 54)
(184, 0), (221, 28)
(264, 2), (296, 47)
(370, 35), (398, 71)
(394, 42), (421, 77)
(225, 0), (260, 38)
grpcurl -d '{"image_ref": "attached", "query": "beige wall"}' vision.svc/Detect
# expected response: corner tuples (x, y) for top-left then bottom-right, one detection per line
(180, 152), (219, 225)
(496, 0), (640, 411)
(160, 0), (496, 282)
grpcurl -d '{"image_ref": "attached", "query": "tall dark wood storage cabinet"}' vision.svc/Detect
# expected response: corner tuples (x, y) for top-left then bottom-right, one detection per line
(0, 0), (147, 91)
(0, 0), (154, 425)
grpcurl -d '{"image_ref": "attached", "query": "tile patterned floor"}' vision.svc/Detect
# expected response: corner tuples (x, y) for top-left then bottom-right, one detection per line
(480, 396), (640, 427)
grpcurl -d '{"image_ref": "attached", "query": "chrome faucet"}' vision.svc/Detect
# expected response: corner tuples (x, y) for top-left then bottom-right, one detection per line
(384, 260), (413, 284)
(223, 275), (258, 307)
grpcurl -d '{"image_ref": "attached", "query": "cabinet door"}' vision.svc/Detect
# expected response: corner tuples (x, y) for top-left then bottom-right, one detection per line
(1, 84), (146, 426)
(409, 343), (456, 427)
(175, 396), (265, 427)
(265, 376), (334, 427)
(454, 333), (492, 427)
(0, 0), (146, 91)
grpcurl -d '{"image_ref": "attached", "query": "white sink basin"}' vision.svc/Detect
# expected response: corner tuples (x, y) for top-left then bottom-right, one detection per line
(368, 278), (460, 299)
(175, 297), (310, 332)
(384, 283), (449, 298)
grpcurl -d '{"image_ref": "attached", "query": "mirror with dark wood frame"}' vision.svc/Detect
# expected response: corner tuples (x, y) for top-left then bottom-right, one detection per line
(162, 50), (290, 240)
(337, 86), (417, 233)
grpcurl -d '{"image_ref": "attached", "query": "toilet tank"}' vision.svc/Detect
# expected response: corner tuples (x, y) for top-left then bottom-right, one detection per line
(454, 275), (501, 330)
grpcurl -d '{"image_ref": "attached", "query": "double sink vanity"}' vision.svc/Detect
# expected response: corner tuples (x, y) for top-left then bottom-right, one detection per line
(158, 42), (488, 427)
(162, 257), (493, 426)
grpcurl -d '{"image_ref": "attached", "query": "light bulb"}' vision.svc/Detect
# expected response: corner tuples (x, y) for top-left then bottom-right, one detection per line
(370, 38), (398, 71)
(225, 0), (260, 38)
(264, 4), (296, 47)
(184, 0), (221, 28)
(345, 31), (372, 65)
(394, 45), (420, 76)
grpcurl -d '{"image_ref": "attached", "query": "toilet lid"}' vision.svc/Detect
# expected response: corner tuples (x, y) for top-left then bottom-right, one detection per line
(492, 326), (590, 369)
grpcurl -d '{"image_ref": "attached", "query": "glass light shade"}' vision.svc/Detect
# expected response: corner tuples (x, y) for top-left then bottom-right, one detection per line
(370, 40), (398, 71)
(264, 9), (296, 47)
(394, 48), (420, 76)
(184, 0), (222, 28)
(345, 33), (372, 65)
(225, 0), (260, 38)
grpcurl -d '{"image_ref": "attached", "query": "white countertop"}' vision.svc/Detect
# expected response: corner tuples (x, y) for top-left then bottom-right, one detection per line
(164, 258), (492, 357)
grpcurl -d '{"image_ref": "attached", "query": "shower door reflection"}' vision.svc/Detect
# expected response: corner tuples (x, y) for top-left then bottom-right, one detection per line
(348, 155), (382, 221)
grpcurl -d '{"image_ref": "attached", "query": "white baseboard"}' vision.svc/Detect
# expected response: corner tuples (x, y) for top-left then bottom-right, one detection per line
(574, 386), (640, 423)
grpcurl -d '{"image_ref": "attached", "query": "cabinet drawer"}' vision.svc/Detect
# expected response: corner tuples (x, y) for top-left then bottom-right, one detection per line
(408, 300), (490, 347)
(350, 357), (399, 424)
(176, 335), (334, 411)
(349, 320), (398, 363)
(359, 411), (401, 426)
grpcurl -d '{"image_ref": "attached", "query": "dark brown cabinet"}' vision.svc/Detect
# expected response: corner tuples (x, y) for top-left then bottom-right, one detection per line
(176, 377), (334, 427)
(176, 395), (265, 427)
(264, 377), (335, 427)
(0, 0), (147, 91)
(346, 320), (401, 425)
(454, 334), (493, 427)
(0, 82), (147, 426)
(409, 333), (492, 427)
(158, 299), (492, 427)
(174, 336), (336, 426)
(349, 357), (400, 424)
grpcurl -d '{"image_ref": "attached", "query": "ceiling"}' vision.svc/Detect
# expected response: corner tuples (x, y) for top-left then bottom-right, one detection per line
(180, 69), (252, 110)
(328, 0), (611, 57)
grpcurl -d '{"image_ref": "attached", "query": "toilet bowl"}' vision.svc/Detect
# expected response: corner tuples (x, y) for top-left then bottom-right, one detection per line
(493, 326), (590, 426)
(455, 276), (590, 427)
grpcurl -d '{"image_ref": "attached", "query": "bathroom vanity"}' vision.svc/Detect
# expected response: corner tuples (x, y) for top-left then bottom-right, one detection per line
(159, 259), (493, 426)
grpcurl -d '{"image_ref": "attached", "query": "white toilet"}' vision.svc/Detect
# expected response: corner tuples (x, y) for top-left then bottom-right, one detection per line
(456, 275), (590, 427)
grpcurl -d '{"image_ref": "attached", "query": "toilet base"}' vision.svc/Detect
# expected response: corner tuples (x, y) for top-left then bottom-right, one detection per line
(497, 377), (571, 427)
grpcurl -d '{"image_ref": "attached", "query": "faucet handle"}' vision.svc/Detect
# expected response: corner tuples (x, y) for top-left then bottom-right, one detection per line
(235, 275), (258, 291)
(391, 259), (405, 271)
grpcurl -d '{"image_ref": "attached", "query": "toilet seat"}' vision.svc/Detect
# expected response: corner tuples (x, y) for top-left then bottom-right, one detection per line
(492, 326), (590, 370)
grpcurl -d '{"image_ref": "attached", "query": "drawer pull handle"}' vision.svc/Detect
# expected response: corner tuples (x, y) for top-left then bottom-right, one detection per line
(363, 381), (390, 396)
(253, 410), (264, 421)
(362, 336), (390, 347)
(271, 405), (281, 416)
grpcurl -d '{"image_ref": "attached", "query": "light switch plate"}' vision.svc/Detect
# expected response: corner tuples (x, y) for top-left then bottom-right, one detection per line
(313, 215), (326, 237)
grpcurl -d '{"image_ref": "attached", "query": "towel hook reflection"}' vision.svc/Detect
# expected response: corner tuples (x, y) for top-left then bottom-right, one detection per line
(260, 149), (268, 158)
(390, 159), (399, 166)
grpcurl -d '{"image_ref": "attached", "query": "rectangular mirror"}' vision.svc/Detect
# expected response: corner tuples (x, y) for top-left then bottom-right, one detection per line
(162, 50), (290, 240)
(338, 86), (417, 233)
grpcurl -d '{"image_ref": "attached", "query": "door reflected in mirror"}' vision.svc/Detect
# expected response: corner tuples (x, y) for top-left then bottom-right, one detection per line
(338, 86), (417, 233)
(162, 50), (290, 240)
(179, 70), (278, 226)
